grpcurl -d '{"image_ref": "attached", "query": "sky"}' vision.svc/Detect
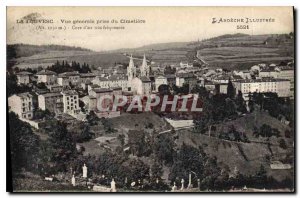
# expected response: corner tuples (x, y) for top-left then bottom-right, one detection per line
(7, 6), (294, 51)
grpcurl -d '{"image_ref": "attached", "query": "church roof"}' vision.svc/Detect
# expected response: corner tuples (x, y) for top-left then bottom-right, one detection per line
(140, 76), (151, 82)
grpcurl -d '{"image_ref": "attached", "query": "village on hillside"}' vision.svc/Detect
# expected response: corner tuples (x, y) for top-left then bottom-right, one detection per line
(7, 41), (295, 191)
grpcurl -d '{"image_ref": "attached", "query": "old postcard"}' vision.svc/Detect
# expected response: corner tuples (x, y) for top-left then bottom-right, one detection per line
(6, 6), (295, 192)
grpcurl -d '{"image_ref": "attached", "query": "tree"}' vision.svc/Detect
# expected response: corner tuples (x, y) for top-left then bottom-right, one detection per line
(191, 85), (209, 99)
(8, 112), (40, 174)
(117, 134), (125, 147)
(153, 134), (175, 165)
(227, 79), (235, 99)
(279, 139), (287, 149)
(235, 91), (247, 113)
(151, 161), (163, 180)
(34, 108), (54, 120)
(158, 84), (170, 95)
(86, 111), (99, 126)
(45, 121), (77, 171)
(127, 159), (150, 182)
(169, 144), (204, 187)
(77, 123), (94, 143)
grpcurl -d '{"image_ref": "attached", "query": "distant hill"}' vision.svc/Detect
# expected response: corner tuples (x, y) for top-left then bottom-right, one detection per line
(7, 33), (294, 70)
(7, 44), (92, 59)
(190, 33), (294, 69)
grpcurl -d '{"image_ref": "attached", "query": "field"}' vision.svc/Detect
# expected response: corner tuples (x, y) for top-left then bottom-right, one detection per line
(193, 34), (294, 69)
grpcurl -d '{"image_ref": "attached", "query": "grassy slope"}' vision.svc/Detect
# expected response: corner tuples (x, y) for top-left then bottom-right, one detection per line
(177, 111), (293, 181)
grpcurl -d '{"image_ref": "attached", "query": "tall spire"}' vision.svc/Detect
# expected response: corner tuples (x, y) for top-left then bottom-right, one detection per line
(127, 54), (136, 82)
(129, 54), (134, 69)
(141, 54), (149, 77)
(142, 54), (147, 68)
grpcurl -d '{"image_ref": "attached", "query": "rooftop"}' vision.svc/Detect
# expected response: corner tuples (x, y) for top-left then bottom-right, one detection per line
(176, 73), (195, 78)
(16, 71), (33, 76)
(40, 92), (62, 98)
(61, 90), (78, 95)
(236, 78), (290, 83)
(58, 71), (80, 77)
(16, 92), (33, 98)
(36, 70), (57, 76)
(93, 88), (113, 93)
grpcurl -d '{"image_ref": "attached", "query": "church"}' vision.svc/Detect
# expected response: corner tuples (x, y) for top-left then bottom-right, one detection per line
(127, 54), (152, 96)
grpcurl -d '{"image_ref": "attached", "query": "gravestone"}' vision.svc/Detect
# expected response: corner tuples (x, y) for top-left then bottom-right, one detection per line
(71, 175), (76, 186)
(180, 179), (185, 190)
(82, 163), (87, 178)
(111, 179), (117, 192)
(188, 172), (192, 188)
(171, 182), (177, 192)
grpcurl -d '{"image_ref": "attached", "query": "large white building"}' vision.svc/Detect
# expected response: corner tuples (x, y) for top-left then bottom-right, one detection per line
(57, 71), (81, 86)
(61, 90), (80, 115)
(16, 71), (32, 85)
(233, 78), (291, 100)
(36, 70), (57, 85)
(155, 75), (168, 92)
(92, 76), (128, 91)
(8, 92), (34, 119)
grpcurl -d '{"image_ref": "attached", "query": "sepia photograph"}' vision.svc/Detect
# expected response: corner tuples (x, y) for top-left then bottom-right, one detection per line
(6, 6), (295, 192)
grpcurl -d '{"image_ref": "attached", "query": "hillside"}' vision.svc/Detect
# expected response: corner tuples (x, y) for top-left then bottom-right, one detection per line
(177, 111), (294, 182)
(8, 33), (294, 70)
(191, 33), (294, 69)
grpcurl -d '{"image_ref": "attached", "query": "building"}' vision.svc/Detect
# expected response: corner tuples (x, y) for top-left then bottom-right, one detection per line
(36, 70), (57, 85)
(276, 67), (294, 98)
(92, 76), (128, 91)
(165, 74), (176, 87)
(46, 84), (63, 92)
(88, 88), (120, 118)
(212, 75), (231, 84)
(179, 61), (193, 68)
(259, 68), (278, 78)
(204, 81), (216, 94)
(80, 73), (97, 84)
(216, 83), (228, 94)
(38, 92), (63, 115)
(57, 71), (80, 86)
(61, 90), (80, 115)
(233, 78), (291, 100)
(155, 75), (168, 92)
(140, 76), (152, 96)
(8, 92), (34, 119)
(176, 73), (197, 91)
(16, 71), (32, 85)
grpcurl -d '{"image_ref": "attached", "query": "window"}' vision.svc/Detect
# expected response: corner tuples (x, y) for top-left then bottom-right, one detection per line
(22, 108), (25, 112)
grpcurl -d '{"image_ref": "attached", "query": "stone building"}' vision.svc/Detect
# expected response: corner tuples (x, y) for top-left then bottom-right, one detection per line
(8, 92), (34, 119)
